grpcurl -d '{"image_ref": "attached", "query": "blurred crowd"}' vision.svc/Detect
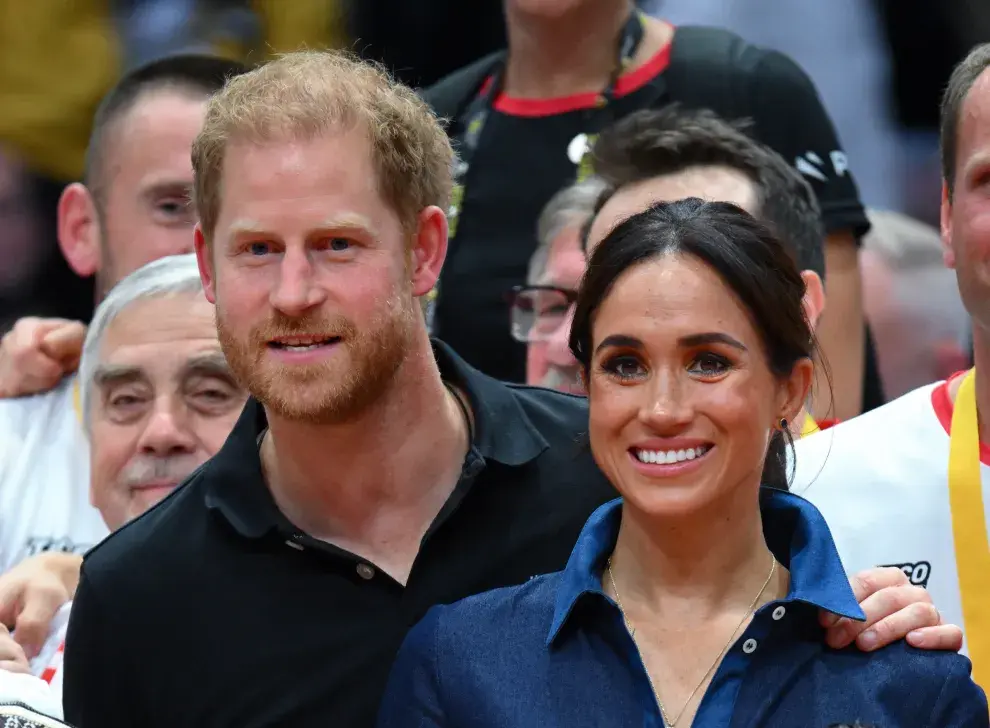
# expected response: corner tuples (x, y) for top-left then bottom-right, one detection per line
(0, 0), (989, 726)
(1, 0), (987, 402)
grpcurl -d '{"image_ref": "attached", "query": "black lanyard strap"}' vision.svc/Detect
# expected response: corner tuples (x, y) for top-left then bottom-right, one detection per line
(455, 11), (647, 173)
(426, 11), (648, 334)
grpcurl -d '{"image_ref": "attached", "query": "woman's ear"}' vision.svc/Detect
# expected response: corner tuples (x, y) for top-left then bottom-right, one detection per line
(57, 183), (101, 277)
(780, 357), (815, 426)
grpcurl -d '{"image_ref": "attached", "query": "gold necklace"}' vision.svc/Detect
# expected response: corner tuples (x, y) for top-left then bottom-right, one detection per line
(606, 556), (777, 727)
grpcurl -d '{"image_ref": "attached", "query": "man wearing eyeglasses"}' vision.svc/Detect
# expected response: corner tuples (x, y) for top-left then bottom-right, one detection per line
(511, 178), (605, 394)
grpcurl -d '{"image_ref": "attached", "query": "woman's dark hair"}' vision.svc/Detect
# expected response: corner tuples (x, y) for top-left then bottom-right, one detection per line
(569, 197), (817, 489)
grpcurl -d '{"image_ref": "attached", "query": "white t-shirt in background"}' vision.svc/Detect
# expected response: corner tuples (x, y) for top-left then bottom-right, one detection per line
(795, 377), (989, 662)
(29, 601), (71, 706)
(0, 375), (108, 573)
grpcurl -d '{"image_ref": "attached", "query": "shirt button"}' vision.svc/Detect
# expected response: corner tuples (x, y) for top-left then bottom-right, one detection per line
(742, 638), (758, 654)
(772, 606), (786, 621)
(356, 563), (376, 580)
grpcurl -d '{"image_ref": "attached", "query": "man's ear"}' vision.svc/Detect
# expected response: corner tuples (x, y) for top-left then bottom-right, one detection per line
(194, 224), (217, 304)
(940, 180), (956, 269)
(800, 270), (826, 330)
(57, 183), (101, 277)
(409, 205), (448, 298)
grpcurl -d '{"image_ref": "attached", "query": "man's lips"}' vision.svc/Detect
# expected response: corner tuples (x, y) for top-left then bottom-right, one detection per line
(131, 479), (179, 491)
(267, 335), (342, 351)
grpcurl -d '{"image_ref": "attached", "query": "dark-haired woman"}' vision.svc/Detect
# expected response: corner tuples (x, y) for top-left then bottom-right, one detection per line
(376, 199), (988, 727)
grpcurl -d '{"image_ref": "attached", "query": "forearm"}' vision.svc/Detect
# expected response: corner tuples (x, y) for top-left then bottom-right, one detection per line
(811, 231), (865, 421)
(40, 553), (83, 599)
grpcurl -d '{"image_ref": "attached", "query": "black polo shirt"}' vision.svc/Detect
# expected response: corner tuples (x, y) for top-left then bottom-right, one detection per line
(62, 341), (615, 728)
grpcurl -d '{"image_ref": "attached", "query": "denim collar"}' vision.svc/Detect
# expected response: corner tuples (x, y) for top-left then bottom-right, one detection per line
(547, 488), (866, 646)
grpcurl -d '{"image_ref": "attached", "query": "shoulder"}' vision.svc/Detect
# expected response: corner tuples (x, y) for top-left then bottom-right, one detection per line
(668, 26), (813, 94)
(794, 384), (940, 475)
(0, 379), (75, 442)
(500, 385), (608, 492)
(419, 51), (504, 123)
(504, 383), (589, 435)
(799, 644), (987, 724)
(870, 645), (987, 721)
(422, 573), (562, 651)
(80, 468), (210, 588)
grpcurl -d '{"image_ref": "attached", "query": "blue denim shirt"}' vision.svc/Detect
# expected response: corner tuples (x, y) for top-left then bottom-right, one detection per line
(377, 489), (988, 727)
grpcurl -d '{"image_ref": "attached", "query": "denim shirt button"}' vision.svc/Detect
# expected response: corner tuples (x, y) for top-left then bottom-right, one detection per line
(742, 638), (758, 654)
(772, 605), (786, 621)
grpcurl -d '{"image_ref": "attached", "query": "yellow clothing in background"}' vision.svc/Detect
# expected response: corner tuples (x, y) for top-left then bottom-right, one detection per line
(0, 0), (345, 183)
(252, 0), (346, 55)
(0, 0), (119, 182)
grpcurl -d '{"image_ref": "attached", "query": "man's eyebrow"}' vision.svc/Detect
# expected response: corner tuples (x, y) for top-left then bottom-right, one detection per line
(141, 178), (193, 200)
(177, 351), (235, 382)
(92, 364), (146, 389)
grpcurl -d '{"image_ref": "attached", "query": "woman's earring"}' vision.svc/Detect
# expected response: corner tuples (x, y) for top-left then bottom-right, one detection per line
(779, 418), (788, 431)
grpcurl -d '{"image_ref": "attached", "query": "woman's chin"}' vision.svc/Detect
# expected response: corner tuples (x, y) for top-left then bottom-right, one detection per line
(619, 480), (717, 519)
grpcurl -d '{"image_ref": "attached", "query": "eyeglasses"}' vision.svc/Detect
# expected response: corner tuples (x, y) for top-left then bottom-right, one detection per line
(507, 285), (579, 343)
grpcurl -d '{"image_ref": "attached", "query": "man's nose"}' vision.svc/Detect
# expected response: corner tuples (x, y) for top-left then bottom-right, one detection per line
(545, 306), (578, 367)
(270, 247), (328, 316)
(136, 399), (198, 457)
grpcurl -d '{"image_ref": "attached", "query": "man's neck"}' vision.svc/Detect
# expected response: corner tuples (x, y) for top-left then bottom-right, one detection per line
(949, 325), (990, 444)
(259, 335), (470, 568)
(607, 475), (780, 620)
(502, 1), (668, 99)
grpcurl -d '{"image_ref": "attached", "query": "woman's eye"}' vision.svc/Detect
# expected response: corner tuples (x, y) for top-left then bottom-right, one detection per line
(690, 353), (730, 377)
(601, 355), (645, 380)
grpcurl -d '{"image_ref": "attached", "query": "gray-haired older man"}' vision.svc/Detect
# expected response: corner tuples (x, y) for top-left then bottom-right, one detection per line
(510, 177), (607, 393)
(0, 254), (246, 711)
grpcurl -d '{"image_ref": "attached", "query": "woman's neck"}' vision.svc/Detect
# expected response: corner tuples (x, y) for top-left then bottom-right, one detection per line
(606, 480), (781, 619)
(502, 1), (663, 99)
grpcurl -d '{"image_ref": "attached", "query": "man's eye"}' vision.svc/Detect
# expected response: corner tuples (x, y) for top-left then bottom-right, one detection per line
(156, 198), (194, 221)
(248, 242), (271, 256)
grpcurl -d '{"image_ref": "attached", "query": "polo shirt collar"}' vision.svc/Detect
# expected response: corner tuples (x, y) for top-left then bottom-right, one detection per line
(546, 488), (865, 646)
(204, 339), (549, 538)
(432, 339), (548, 466)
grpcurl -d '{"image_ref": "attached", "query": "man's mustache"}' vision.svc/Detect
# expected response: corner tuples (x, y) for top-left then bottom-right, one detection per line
(252, 314), (357, 342)
(118, 456), (201, 489)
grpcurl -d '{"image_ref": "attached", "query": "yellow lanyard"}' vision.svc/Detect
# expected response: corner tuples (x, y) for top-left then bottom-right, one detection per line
(800, 413), (819, 438)
(72, 378), (82, 425)
(948, 368), (990, 687)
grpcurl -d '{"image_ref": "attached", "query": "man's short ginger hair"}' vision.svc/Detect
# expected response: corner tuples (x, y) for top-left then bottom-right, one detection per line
(192, 50), (454, 240)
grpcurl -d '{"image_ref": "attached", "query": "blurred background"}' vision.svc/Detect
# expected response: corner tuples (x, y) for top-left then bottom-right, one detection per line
(0, 0), (986, 334)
